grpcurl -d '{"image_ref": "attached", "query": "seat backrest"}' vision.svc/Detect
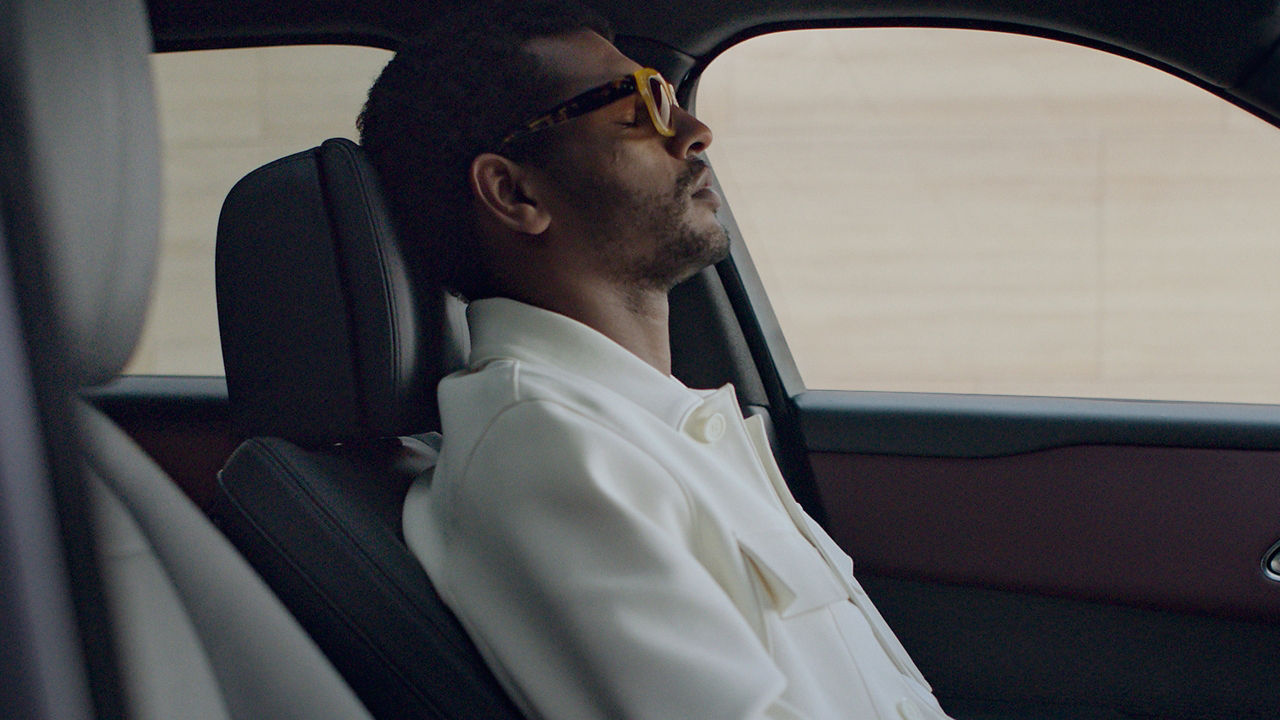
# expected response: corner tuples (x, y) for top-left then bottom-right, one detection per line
(0, 2), (374, 718)
(213, 138), (523, 719)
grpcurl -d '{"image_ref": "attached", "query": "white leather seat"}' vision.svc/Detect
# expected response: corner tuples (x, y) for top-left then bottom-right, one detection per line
(0, 1), (374, 717)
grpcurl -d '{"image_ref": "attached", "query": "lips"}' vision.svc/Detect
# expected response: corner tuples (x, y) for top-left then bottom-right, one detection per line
(692, 184), (721, 211)
(689, 167), (721, 211)
(691, 161), (721, 208)
(690, 166), (711, 194)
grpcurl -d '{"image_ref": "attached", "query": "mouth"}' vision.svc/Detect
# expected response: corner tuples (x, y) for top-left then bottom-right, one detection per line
(689, 167), (722, 211)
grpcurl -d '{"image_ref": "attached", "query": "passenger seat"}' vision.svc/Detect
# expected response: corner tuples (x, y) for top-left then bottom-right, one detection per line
(0, 1), (374, 718)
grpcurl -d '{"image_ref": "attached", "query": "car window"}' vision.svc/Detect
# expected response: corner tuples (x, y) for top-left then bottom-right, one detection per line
(696, 28), (1280, 403)
(126, 45), (392, 375)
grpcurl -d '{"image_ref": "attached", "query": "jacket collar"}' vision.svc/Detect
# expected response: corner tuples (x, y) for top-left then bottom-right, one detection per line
(466, 297), (711, 429)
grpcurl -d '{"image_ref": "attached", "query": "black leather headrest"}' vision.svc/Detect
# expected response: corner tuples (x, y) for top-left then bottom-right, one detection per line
(216, 138), (467, 446)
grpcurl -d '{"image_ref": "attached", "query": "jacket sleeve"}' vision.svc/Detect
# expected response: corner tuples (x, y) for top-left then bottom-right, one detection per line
(426, 398), (806, 720)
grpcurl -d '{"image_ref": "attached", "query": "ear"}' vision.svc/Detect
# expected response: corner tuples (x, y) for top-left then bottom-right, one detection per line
(469, 153), (552, 236)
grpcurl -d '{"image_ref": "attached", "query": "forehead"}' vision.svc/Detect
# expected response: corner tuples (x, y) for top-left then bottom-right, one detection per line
(525, 29), (641, 101)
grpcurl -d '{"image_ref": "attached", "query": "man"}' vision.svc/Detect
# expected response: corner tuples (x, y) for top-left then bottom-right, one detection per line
(359, 3), (952, 718)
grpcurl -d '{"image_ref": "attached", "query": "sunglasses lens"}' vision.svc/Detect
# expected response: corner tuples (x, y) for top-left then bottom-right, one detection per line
(647, 74), (673, 131)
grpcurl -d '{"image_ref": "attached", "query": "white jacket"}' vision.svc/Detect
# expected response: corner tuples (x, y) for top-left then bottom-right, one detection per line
(405, 298), (951, 720)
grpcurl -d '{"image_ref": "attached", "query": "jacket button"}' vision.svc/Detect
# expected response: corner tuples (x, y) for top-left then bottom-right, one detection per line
(896, 699), (927, 720)
(686, 410), (726, 443)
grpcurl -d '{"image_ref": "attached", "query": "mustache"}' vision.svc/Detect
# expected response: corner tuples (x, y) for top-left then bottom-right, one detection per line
(674, 158), (709, 197)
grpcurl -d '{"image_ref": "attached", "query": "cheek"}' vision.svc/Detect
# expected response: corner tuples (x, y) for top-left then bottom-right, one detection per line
(558, 137), (682, 207)
(612, 150), (680, 198)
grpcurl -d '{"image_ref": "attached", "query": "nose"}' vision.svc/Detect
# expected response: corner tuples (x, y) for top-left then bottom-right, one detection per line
(667, 106), (712, 159)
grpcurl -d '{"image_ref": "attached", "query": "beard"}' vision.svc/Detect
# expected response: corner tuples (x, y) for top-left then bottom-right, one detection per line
(565, 158), (730, 292)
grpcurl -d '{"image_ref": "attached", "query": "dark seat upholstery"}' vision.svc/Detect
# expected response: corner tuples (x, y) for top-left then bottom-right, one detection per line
(213, 138), (524, 719)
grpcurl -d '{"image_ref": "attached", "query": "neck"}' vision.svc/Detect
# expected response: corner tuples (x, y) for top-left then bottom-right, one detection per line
(480, 224), (685, 375)
(506, 282), (674, 375)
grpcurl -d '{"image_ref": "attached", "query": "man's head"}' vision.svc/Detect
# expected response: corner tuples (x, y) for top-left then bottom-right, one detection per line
(358, 1), (727, 303)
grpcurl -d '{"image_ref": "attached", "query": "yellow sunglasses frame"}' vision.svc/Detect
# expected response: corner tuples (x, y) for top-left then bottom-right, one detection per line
(499, 67), (677, 146)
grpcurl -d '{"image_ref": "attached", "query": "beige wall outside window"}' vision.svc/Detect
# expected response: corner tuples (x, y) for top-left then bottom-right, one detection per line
(697, 28), (1280, 403)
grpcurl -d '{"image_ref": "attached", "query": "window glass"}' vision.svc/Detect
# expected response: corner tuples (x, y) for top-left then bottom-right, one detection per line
(127, 45), (392, 375)
(696, 29), (1280, 403)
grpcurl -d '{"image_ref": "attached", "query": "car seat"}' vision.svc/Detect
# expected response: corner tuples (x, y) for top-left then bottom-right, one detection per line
(0, 1), (377, 718)
(212, 137), (524, 719)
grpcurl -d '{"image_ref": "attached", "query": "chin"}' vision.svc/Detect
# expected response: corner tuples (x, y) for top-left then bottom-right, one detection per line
(703, 223), (732, 262)
(673, 231), (732, 287)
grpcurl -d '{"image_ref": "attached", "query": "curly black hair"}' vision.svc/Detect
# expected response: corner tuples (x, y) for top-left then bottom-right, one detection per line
(358, 0), (613, 301)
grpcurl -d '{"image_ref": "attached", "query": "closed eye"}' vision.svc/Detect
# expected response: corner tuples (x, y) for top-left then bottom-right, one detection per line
(619, 97), (646, 127)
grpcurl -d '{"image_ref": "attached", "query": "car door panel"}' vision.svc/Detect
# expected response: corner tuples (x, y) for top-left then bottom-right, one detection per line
(817, 445), (1280, 619)
(860, 571), (1280, 720)
(791, 390), (1280, 718)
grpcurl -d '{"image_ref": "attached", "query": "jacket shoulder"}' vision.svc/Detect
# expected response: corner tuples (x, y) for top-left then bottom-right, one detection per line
(439, 357), (641, 439)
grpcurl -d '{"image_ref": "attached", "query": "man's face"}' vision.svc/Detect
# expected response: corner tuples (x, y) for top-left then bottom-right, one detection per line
(525, 31), (729, 291)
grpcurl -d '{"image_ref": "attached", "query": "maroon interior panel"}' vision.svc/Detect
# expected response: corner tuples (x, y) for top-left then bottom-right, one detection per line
(124, 423), (241, 511)
(813, 445), (1280, 621)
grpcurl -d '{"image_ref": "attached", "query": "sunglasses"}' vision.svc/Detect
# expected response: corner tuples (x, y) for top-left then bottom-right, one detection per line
(499, 67), (677, 147)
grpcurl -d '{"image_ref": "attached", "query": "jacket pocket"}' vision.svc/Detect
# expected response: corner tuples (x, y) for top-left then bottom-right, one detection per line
(737, 530), (849, 619)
